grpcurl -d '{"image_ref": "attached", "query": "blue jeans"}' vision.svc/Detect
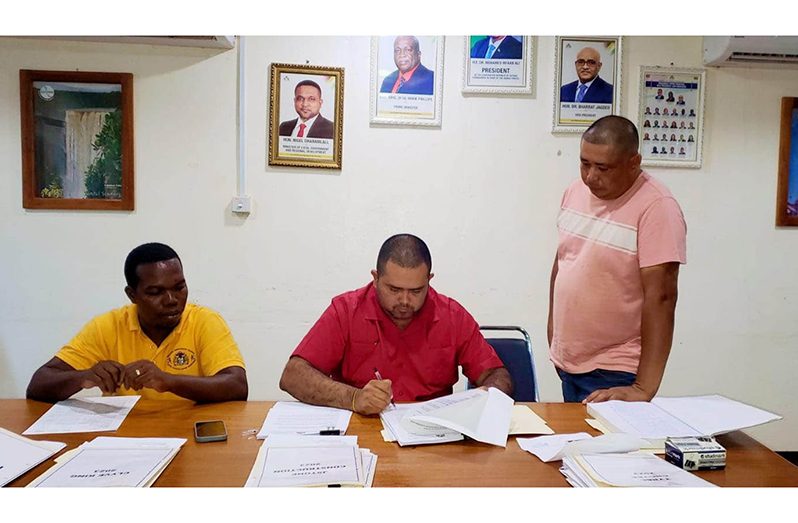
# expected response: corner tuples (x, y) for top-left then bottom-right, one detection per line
(557, 368), (636, 403)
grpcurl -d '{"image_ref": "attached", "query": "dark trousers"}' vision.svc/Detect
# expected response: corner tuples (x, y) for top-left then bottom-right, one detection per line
(556, 368), (636, 403)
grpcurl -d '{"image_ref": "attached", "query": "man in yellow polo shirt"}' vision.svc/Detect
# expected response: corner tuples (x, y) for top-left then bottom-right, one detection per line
(27, 243), (248, 402)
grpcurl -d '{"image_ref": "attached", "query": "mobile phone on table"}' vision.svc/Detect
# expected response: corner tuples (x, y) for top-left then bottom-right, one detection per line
(194, 420), (227, 442)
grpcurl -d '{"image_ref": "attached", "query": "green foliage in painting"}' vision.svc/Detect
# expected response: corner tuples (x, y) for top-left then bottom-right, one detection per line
(85, 109), (122, 199)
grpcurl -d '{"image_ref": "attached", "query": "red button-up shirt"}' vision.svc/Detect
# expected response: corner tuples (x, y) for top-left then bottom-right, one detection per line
(292, 283), (503, 401)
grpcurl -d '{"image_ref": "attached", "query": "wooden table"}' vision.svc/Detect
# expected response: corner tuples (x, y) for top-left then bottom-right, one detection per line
(4, 399), (797, 487)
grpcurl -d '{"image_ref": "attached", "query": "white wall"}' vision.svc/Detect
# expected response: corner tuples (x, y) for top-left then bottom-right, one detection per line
(1, 36), (796, 451)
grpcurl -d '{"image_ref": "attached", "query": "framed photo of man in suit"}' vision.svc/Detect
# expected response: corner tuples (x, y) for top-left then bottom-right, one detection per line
(638, 66), (706, 169)
(369, 35), (444, 126)
(268, 63), (344, 169)
(462, 36), (535, 95)
(553, 36), (622, 133)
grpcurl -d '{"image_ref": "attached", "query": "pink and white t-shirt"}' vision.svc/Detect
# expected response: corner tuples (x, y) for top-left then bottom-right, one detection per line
(551, 171), (687, 374)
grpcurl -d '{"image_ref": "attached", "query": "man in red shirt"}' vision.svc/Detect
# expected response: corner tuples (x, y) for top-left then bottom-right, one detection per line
(279, 234), (512, 415)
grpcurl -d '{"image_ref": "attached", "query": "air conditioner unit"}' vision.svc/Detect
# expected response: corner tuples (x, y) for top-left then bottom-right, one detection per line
(704, 36), (798, 67)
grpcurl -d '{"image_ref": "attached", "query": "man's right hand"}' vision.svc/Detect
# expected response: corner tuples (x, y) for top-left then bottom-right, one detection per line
(353, 379), (392, 415)
(80, 360), (125, 394)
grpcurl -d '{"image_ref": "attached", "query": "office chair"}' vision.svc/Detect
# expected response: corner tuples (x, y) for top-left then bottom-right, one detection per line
(473, 325), (539, 402)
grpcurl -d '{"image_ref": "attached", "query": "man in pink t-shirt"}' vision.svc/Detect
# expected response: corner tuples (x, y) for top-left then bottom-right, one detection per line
(548, 116), (687, 404)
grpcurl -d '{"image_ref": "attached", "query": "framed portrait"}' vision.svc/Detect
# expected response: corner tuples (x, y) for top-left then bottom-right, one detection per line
(369, 35), (444, 126)
(20, 69), (134, 210)
(268, 63), (344, 170)
(638, 66), (706, 169)
(462, 36), (535, 95)
(776, 97), (798, 226)
(553, 36), (622, 133)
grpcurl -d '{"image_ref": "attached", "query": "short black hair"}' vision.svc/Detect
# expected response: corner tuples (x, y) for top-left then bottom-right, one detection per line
(376, 234), (432, 275)
(295, 80), (322, 98)
(124, 242), (181, 288)
(582, 115), (640, 157)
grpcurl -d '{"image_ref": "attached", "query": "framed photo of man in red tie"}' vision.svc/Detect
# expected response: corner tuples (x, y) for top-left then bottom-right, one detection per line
(553, 36), (623, 133)
(462, 36), (535, 95)
(369, 35), (444, 126)
(268, 63), (344, 169)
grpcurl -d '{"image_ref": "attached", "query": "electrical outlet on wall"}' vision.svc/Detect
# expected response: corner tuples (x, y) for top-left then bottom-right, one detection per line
(231, 196), (251, 214)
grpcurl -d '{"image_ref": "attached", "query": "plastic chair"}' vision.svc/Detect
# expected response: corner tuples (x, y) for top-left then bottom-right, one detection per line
(473, 325), (538, 402)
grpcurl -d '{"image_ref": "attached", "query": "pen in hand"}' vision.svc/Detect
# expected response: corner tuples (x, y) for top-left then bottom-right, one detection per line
(373, 368), (396, 409)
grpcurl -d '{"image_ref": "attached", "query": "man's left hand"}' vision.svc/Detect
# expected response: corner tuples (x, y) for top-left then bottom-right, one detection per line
(123, 360), (172, 393)
(583, 383), (652, 404)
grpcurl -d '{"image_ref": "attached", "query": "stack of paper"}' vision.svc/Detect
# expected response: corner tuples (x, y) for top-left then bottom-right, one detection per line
(587, 394), (782, 449)
(380, 387), (515, 447)
(23, 396), (140, 435)
(0, 427), (66, 486)
(560, 452), (717, 487)
(245, 435), (376, 487)
(26, 436), (186, 487)
(257, 402), (352, 438)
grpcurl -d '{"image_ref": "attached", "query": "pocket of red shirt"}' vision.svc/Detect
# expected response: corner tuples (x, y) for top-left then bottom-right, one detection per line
(342, 341), (378, 387)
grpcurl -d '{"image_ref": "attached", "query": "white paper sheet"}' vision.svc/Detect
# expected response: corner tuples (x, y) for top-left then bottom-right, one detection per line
(517, 433), (593, 462)
(26, 436), (186, 488)
(23, 396), (140, 435)
(587, 400), (699, 443)
(30, 447), (176, 487)
(652, 394), (782, 436)
(257, 401), (352, 438)
(0, 427), (66, 486)
(245, 436), (375, 488)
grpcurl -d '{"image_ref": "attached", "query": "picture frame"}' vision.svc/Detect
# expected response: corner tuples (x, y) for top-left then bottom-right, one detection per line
(638, 66), (706, 169)
(776, 97), (798, 227)
(268, 63), (344, 170)
(369, 35), (444, 126)
(20, 69), (134, 210)
(553, 36), (622, 133)
(462, 36), (534, 95)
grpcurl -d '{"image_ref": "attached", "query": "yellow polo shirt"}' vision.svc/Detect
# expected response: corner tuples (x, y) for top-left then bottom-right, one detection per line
(55, 303), (245, 400)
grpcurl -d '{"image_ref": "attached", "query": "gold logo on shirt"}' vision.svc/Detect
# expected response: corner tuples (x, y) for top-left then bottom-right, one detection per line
(166, 348), (196, 370)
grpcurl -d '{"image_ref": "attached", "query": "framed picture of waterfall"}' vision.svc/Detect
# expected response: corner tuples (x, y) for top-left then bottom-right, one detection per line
(20, 69), (134, 210)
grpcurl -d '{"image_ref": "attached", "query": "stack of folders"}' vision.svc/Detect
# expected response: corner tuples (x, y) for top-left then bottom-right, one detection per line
(26, 437), (187, 487)
(586, 394), (782, 450)
(380, 387), (523, 447)
(0, 427), (66, 486)
(245, 435), (376, 487)
(560, 452), (717, 487)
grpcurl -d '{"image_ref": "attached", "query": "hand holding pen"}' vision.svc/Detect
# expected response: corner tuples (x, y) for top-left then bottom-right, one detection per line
(373, 368), (396, 410)
(351, 369), (393, 415)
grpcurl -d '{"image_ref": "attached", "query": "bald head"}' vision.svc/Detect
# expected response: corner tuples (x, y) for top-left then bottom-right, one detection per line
(376, 234), (431, 275)
(582, 115), (640, 158)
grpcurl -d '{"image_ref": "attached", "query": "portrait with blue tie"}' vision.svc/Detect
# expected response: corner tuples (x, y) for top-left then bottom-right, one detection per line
(554, 37), (621, 132)
(469, 36), (524, 60)
(559, 46), (614, 105)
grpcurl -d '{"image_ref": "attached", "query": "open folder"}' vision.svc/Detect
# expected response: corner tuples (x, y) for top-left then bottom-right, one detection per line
(380, 387), (514, 447)
(0, 427), (66, 486)
(587, 394), (782, 448)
